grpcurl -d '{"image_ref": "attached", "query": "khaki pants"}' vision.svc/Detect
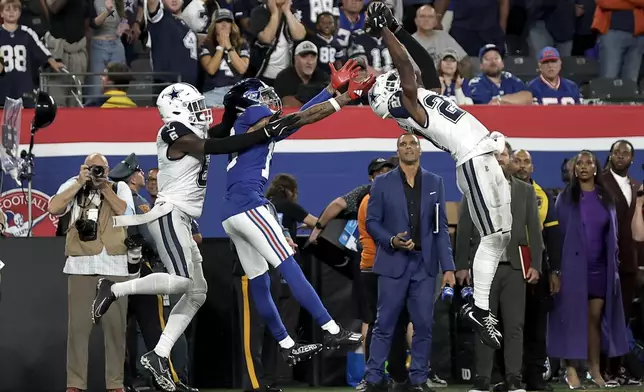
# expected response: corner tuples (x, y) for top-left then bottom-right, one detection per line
(66, 275), (128, 390)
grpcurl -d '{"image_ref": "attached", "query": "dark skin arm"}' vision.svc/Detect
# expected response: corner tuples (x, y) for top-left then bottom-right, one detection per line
(288, 92), (352, 128)
(381, 27), (427, 126)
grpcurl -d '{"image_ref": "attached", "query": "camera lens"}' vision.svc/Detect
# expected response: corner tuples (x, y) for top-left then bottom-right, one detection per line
(91, 166), (105, 177)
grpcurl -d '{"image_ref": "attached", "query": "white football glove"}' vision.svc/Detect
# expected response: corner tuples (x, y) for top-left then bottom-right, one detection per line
(490, 131), (506, 154)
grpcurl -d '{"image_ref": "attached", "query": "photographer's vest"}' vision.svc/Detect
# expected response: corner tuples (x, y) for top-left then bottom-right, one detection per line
(65, 182), (128, 257)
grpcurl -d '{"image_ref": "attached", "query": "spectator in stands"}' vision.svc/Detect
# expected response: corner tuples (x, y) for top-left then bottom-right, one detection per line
(549, 150), (629, 389)
(601, 140), (642, 386)
(446, 0), (508, 57)
(295, 0), (342, 34)
(121, 0), (143, 66)
(44, 0), (88, 107)
(525, 0), (575, 59)
(632, 186), (644, 241)
(592, 0), (644, 82)
(307, 12), (343, 74)
(266, 173), (317, 239)
(339, 24), (391, 75)
(0, 0), (64, 107)
(528, 46), (582, 105)
(85, 62), (135, 107)
(335, 0), (365, 48)
(86, 0), (128, 101)
(411, 5), (470, 77)
(468, 44), (533, 104)
(456, 142), (543, 392)
(145, 0), (200, 94)
(248, 0), (306, 85)
(199, 9), (249, 107)
(48, 153), (133, 392)
(512, 148), (561, 391)
(437, 49), (472, 105)
(274, 40), (328, 106)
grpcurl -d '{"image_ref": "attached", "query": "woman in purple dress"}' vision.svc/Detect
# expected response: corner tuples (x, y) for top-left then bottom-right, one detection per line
(549, 150), (628, 389)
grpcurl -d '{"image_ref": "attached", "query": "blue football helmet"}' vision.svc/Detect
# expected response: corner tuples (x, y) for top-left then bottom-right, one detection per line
(223, 78), (282, 114)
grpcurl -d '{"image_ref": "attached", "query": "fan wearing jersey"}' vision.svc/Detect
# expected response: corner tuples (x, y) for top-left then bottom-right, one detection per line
(528, 47), (581, 105)
(308, 12), (343, 74)
(365, 4), (510, 350)
(339, 28), (392, 75)
(220, 62), (375, 364)
(91, 82), (299, 392)
(335, 0), (365, 47)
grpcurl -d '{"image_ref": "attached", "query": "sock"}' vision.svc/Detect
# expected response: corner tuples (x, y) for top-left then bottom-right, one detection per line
(154, 290), (207, 358)
(321, 320), (340, 334)
(278, 257), (333, 326)
(248, 272), (290, 342)
(111, 273), (191, 297)
(471, 234), (504, 311)
(279, 336), (295, 349)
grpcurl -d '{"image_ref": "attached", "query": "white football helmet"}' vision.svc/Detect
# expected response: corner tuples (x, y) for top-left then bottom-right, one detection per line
(157, 83), (213, 128)
(368, 70), (402, 119)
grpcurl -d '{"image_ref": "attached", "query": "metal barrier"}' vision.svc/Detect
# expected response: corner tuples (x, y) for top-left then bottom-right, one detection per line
(39, 71), (182, 107)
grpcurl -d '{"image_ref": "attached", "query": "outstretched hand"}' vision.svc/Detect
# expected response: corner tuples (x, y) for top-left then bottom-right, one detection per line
(262, 110), (301, 138)
(329, 59), (361, 91)
(365, 1), (399, 36)
(347, 71), (376, 100)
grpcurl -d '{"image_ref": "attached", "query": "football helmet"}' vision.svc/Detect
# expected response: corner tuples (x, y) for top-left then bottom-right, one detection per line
(368, 70), (401, 119)
(157, 83), (212, 128)
(223, 78), (282, 114)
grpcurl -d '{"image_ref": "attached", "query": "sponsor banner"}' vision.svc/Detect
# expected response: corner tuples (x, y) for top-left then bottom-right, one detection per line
(0, 107), (640, 237)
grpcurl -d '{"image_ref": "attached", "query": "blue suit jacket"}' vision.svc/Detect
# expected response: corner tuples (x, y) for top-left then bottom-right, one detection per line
(366, 167), (455, 279)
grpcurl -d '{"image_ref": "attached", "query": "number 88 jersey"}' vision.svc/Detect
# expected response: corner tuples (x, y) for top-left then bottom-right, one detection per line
(156, 121), (210, 219)
(391, 88), (497, 166)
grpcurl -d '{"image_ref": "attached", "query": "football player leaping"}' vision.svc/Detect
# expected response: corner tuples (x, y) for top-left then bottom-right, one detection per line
(90, 82), (299, 392)
(218, 61), (375, 365)
(365, 3), (511, 351)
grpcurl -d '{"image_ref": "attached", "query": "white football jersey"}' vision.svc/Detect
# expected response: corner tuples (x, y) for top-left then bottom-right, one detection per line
(392, 88), (497, 166)
(155, 121), (211, 218)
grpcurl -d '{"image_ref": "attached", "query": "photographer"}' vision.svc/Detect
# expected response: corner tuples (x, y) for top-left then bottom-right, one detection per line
(47, 153), (134, 392)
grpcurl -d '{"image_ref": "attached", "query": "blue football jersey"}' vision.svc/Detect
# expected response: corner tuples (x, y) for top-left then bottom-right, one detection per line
(336, 11), (365, 48)
(528, 76), (581, 105)
(467, 71), (528, 104)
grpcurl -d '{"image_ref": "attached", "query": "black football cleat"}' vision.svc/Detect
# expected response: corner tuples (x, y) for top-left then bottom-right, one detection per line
(140, 350), (176, 392)
(462, 303), (502, 350)
(280, 342), (323, 365)
(91, 278), (116, 324)
(323, 325), (363, 349)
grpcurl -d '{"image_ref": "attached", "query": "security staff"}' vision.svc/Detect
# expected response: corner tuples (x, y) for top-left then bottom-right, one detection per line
(233, 201), (296, 392)
(513, 149), (562, 391)
(110, 154), (198, 392)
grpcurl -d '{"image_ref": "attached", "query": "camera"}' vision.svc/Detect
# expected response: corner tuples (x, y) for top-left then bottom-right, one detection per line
(89, 165), (105, 178)
(75, 208), (98, 241)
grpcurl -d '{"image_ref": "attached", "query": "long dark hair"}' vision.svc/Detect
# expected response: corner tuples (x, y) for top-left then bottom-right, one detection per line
(566, 150), (613, 207)
(266, 174), (298, 201)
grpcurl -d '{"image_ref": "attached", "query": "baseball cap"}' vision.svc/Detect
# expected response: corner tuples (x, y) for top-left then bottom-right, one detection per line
(214, 8), (234, 22)
(295, 41), (318, 56)
(538, 46), (560, 63)
(478, 44), (503, 60)
(368, 157), (394, 176)
(440, 48), (459, 61)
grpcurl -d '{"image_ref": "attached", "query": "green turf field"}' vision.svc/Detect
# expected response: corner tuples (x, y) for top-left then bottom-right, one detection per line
(202, 386), (644, 392)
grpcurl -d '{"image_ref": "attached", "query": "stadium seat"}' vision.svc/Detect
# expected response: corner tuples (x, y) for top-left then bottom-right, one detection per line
(588, 78), (639, 101)
(503, 55), (539, 82)
(561, 56), (599, 85)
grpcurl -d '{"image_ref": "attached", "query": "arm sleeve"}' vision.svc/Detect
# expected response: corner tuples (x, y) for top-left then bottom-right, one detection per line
(204, 130), (268, 154)
(145, 0), (164, 23)
(249, 6), (271, 38)
(282, 201), (309, 223)
(51, 177), (80, 215)
(116, 182), (135, 216)
(26, 27), (52, 65)
(393, 28), (440, 90)
(272, 87), (333, 141)
(436, 177), (455, 272)
(160, 122), (196, 146)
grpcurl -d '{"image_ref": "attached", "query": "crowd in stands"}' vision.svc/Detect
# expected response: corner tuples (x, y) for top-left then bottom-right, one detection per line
(0, 0), (643, 107)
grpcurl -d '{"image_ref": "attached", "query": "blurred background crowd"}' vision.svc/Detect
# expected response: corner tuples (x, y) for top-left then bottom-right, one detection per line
(1, 0), (644, 108)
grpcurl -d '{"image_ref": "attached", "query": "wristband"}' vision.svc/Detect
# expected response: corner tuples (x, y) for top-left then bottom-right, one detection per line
(315, 221), (324, 230)
(329, 98), (341, 112)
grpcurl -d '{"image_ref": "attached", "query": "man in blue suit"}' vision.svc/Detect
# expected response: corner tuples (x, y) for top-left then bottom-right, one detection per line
(364, 133), (456, 392)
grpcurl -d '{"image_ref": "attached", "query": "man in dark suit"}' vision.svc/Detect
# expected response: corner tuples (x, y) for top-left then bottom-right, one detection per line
(601, 139), (643, 385)
(455, 142), (544, 392)
(363, 133), (455, 392)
